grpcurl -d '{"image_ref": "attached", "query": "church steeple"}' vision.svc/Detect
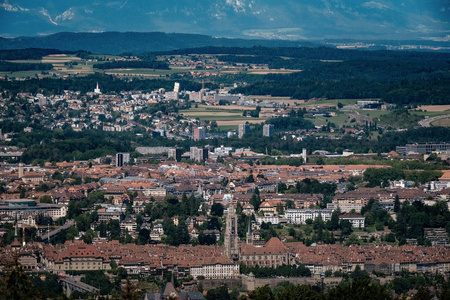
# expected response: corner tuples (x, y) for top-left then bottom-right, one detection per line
(94, 82), (101, 94)
(246, 220), (253, 245)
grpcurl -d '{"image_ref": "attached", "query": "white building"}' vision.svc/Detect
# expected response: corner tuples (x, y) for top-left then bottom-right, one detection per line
(263, 124), (274, 137)
(0, 199), (67, 221)
(339, 214), (365, 228)
(190, 259), (239, 279)
(238, 123), (250, 139)
(285, 209), (332, 224)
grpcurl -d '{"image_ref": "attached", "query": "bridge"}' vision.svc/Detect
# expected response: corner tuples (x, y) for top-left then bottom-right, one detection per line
(39, 220), (75, 243)
(59, 276), (99, 297)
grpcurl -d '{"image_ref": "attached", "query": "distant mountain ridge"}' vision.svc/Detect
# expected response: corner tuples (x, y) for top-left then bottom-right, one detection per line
(0, 1), (448, 41)
(0, 31), (316, 54)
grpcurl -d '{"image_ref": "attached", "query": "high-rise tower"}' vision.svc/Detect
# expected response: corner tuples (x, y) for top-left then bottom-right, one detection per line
(224, 206), (240, 261)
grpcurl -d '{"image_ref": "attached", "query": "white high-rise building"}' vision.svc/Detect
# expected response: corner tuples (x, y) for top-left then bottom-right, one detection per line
(173, 82), (180, 100)
(238, 123), (250, 139)
(263, 124), (274, 137)
(116, 152), (130, 167)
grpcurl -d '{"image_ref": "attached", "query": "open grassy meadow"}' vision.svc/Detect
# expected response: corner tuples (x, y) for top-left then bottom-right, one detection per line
(431, 117), (450, 127)
(180, 105), (266, 126)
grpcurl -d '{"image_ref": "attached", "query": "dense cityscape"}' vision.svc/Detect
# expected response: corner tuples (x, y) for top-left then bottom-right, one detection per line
(0, 5), (450, 299)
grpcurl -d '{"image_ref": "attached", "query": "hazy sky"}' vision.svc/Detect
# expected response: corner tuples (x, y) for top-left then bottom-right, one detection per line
(1, 0), (449, 40)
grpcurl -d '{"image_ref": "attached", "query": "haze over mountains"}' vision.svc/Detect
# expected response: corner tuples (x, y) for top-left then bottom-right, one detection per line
(1, 0), (449, 41)
(0, 32), (317, 54)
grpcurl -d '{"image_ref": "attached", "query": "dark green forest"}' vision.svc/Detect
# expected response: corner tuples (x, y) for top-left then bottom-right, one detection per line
(0, 61), (53, 72)
(0, 48), (66, 60)
(93, 60), (169, 70)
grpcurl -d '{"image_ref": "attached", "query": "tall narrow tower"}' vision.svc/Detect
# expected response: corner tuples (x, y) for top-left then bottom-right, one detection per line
(18, 163), (24, 179)
(246, 220), (253, 245)
(224, 206), (240, 261)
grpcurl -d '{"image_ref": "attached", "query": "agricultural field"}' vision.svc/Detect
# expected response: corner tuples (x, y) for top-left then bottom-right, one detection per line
(41, 54), (81, 64)
(431, 117), (450, 127)
(245, 69), (301, 75)
(309, 112), (351, 127)
(180, 105), (266, 126)
(356, 109), (390, 119)
(415, 105), (450, 112)
(105, 68), (185, 77)
(412, 110), (450, 118)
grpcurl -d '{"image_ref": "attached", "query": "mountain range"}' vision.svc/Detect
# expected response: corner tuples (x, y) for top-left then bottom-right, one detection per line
(0, 32), (317, 54)
(1, 0), (449, 41)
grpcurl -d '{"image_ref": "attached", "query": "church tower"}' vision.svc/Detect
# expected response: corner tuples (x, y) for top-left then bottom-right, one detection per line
(246, 220), (253, 245)
(94, 82), (102, 94)
(224, 206), (240, 261)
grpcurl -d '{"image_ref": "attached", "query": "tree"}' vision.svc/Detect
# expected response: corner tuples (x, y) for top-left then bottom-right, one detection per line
(177, 220), (190, 245)
(250, 193), (262, 211)
(394, 195), (401, 213)
(248, 285), (274, 300)
(121, 277), (140, 300)
(277, 284), (321, 300)
(346, 234), (360, 246)
(326, 279), (394, 300)
(245, 174), (255, 183)
(1, 253), (35, 300)
(350, 265), (370, 282)
(327, 210), (340, 231)
(39, 195), (52, 203)
(206, 284), (231, 300)
(211, 203), (224, 217)
(108, 220), (121, 240)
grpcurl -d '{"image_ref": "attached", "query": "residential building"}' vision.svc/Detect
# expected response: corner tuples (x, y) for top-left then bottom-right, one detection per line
(238, 123), (250, 139)
(190, 147), (208, 162)
(193, 127), (206, 141)
(285, 209), (332, 224)
(116, 152), (130, 167)
(168, 148), (182, 162)
(339, 213), (365, 228)
(263, 124), (274, 137)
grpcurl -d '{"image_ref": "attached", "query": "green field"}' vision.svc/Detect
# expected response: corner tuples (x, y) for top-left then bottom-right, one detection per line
(0, 70), (45, 78)
(309, 112), (351, 126)
(356, 109), (390, 118)
(180, 106), (266, 126)
(431, 118), (450, 127)
(411, 110), (450, 117)
(217, 125), (238, 131)
(105, 68), (187, 76)
(305, 99), (359, 107)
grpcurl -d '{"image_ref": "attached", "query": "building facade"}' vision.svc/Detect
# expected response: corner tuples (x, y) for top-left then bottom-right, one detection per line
(285, 209), (332, 224)
(263, 124), (274, 137)
(193, 127), (206, 141)
(238, 124), (250, 139)
(116, 152), (130, 167)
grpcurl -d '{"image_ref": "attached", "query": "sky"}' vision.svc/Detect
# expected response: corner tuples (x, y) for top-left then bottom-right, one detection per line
(0, 0), (449, 40)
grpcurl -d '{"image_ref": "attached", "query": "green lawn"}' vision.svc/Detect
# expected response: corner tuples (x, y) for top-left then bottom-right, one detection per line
(217, 125), (238, 131)
(310, 112), (351, 127)
(0, 70), (46, 78)
(104, 68), (184, 76)
(356, 110), (390, 118)
(411, 111), (450, 117)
